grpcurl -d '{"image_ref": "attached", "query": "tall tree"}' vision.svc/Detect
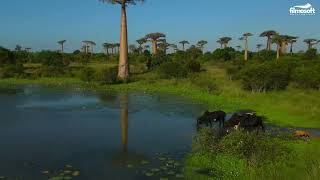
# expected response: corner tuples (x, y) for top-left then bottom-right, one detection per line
(82, 40), (96, 54)
(136, 38), (147, 53)
(103, 43), (110, 55)
(197, 40), (208, 52)
(236, 45), (241, 51)
(303, 39), (318, 50)
(58, 40), (66, 53)
(287, 36), (298, 53)
(256, 44), (263, 52)
(219, 37), (232, 48)
(260, 30), (277, 50)
(179, 40), (189, 51)
(100, 0), (144, 79)
(241, 33), (253, 61)
(272, 35), (283, 59)
(216, 40), (223, 49)
(145, 33), (166, 55)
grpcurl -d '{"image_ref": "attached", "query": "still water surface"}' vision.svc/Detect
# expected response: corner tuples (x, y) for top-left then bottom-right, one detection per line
(0, 86), (205, 179)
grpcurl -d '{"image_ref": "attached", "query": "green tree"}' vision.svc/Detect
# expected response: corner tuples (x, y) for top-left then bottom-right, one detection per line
(179, 40), (189, 51)
(145, 33), (166, 55)
(303, 39), (318, 50)
(57, 40), (66, 53)
(219, 37), (232, 48)
(260, 30), (277, 50)
(241, 33), (253, 61)
(197, 40), (208, 52)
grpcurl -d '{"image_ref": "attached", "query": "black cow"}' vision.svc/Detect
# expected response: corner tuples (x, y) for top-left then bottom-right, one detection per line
(226, 113), (265, 131)
(197, 110), (226, 128)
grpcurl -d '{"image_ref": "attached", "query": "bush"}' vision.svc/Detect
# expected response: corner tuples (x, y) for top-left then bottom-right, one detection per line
(238, 61), (292, 92)
(253, 50), (277, 61)
(0, 64), (24, 78)
(292, 65), (320, 90)
(186, 60), (201, 73)
(78, 68), (95, 82)
(212, 47), (236, 61)
(303, 48), (318, 60)
(38, 66), (64, 77)
(94, 67), (118, 85)
(189, 73), (218, 93)
(158, 61), (188, 78)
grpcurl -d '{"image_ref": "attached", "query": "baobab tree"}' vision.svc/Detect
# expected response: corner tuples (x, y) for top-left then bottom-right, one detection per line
(219, 37), (232, 48)
(256, 44), (263, 52)
(15, 44), (22, 51)
(236, 45), (241, 51)
(287, 37), (298, 53)
(303, 39), (319, 50)
(57, 40), (66, 53)
(145, 33), (166, 55)
(260, 30), (277, 50)
(103, 43), (110, 55)
(217, 40), (223, 49)
(100, 0), (144, 79)
(179, 40), (189, 51)
(158, 39), (171, 54)
(241, 33), (253, 61)
(272, 35), (283, 59)
(136, 38), (147, 53)
(197, 40), (208, 52)
(82, 40), (96, 54)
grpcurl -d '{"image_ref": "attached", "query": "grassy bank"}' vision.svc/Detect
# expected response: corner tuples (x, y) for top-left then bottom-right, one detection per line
(1, 64), (319, 129)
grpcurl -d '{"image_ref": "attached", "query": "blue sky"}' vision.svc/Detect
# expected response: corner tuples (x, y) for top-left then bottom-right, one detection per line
(0, 0), (319, 52)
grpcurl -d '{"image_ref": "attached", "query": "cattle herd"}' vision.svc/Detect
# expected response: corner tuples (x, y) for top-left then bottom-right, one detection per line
(197, 110), (265, 132)
(197, 110), (315, 139)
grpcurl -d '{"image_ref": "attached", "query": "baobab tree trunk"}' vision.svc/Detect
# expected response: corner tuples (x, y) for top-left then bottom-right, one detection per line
(61, 44), (64, 53)
(276, 45), (280, 59)
(119, 94), (128, 153)
(244, 38), (248, 61)
(152, 40), (157, 55)
(281, 41), (287, 54)
(308, 43), (312, 50)
(290, 43), (293, 54)
(267, 36), (271, 51)
(118, 4), (129, 79)
(182, 44), (185, 51)
(223, 43), (227, 49)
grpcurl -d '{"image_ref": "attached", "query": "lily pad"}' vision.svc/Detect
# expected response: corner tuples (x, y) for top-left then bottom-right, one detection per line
(72, 171), (80, 177)
(151, 168), (160, 173)
(176, 174), (184, 178)
(141, 160), (149, 165)
(65, 165), (73, 168)
(42, 170), (50, 175)
(64, 170), (71, 174)
(63, 176), (72, 180)
(160, 178), (169, 180)
(145, 172), (154, 177)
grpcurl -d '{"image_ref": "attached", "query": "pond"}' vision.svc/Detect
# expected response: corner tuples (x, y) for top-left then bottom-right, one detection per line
(0, 85), (206, 180)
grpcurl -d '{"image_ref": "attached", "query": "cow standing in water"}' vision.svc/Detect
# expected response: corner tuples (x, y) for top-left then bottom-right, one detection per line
(197, 110), (226, 128)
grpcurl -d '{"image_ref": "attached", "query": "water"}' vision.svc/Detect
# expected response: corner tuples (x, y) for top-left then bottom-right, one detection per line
(0, 85), (206, 180)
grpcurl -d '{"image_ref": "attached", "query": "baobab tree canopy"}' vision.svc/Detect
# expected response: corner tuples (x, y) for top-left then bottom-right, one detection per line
(100, 0), (144, 5)
(145, 33), (166, 41)
(260, 30), (277, 37)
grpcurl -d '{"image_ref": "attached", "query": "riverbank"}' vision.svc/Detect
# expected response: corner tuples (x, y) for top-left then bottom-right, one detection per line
(1, 66), (319, 129)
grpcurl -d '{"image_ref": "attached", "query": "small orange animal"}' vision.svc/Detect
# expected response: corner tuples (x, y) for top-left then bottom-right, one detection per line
(294, 130), (310, 138)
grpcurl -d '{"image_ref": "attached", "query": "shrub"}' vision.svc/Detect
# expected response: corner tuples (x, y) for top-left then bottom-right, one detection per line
(238, 61), (292, 92)
(186, 60), (201, 73)
(189, 73), (218, 93)
(253, 50), (277, 61)
(212, 47), (236, 61)
(292, 65), (320, 90)
(38, 66), (64, 77)
(158, 61), (188, 78)
(78, 68), (95, 82)
(303, 48), (317, 60)
(94, 67), (118, 85)
(0, 63), (24, 78)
